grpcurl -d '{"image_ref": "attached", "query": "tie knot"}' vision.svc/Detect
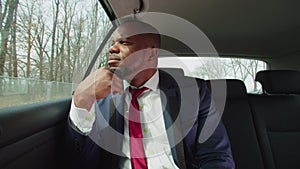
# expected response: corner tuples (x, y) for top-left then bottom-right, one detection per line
(129, 87), (148, 99)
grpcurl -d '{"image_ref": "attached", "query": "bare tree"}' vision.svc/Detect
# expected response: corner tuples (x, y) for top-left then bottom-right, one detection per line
(228, 58), (249, 81)
(57, 0), (68, 82)
(3, 0), (111, 82)
(71, 14), (85, 80)
(241, 59), (261, 91)
(65, 0), (77, 82)
(193, 59), (229, 79)
(0, 0), (19, 76)
(6, 2), (18, 77)
(54, 24), (59, 81)
(11, 2), (18, 77)
(32, 12), (51, 80)
(48, 0), (59, 81)
(17, 0), (36, 78)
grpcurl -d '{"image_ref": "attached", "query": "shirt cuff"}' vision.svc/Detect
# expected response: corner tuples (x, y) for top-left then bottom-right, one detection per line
(69, 97), (96, 134)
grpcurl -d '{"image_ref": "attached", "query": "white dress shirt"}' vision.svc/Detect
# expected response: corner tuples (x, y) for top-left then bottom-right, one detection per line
(69, 70), (179, 169)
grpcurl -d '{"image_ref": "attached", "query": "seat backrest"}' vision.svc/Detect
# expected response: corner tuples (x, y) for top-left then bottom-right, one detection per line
(208, 79), (265, 169)
(249, 70), (300, 169)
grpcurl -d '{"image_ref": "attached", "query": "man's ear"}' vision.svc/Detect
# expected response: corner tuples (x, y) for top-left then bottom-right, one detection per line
(149, 47), (158, 60)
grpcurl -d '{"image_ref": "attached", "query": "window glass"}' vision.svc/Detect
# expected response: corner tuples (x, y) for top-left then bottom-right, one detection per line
(0, 0), (112, 108)
(158, 57), (267, 93)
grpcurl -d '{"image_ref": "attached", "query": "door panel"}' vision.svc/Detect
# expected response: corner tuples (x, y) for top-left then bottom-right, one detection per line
(0, 98), (71, 169)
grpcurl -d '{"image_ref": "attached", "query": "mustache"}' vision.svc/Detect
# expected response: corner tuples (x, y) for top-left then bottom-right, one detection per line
(108, 54), (122, 60)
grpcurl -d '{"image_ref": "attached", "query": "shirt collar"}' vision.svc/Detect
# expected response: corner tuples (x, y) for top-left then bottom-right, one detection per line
(123, 70), (159, 92)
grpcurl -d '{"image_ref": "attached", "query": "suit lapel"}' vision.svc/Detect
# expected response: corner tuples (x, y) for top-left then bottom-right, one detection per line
(160, 87), (181, 166)
(159, 70), (187, 169)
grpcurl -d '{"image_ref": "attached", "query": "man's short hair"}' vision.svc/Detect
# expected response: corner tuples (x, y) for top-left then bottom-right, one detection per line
(118, 19), (161, 48)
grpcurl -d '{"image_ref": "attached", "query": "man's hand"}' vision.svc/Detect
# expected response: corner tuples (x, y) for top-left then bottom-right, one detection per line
(73, 67), (123, 111)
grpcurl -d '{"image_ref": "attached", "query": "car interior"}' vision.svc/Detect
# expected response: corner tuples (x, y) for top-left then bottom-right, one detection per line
(0, 0), (299, 169)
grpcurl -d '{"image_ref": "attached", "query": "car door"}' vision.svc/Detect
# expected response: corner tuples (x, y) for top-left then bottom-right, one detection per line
(0, 0), (115, 168)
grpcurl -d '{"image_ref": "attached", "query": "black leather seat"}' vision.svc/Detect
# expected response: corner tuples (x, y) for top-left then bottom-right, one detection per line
(208, 79), (265, 169)
(249, 70), (300, 169)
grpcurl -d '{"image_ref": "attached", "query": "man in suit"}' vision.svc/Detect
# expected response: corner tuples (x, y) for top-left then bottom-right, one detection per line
(66, 20), (235, 169)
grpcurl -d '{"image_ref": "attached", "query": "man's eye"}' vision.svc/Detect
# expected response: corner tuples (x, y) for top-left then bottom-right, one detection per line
(120, 40), (131, 45)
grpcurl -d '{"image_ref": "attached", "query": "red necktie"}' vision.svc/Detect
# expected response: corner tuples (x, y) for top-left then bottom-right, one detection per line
(129, 87), (149, 169)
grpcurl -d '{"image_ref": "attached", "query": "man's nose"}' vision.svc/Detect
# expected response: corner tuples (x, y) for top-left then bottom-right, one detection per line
(109, 43), (120, 54)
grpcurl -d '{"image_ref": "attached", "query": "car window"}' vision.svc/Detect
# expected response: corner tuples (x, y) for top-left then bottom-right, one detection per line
(0, 0), (112, 108)
(158, 57), (267, 93)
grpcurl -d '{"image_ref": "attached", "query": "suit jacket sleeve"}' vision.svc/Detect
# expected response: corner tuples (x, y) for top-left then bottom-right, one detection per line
(64, 98), (113, 169)
(185, 79), (235, 169)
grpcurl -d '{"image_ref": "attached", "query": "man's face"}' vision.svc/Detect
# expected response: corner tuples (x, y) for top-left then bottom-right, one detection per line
(107, 22), (157, 80)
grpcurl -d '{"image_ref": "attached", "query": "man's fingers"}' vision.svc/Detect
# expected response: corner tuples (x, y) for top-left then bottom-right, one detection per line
(111, 74), (123, 95)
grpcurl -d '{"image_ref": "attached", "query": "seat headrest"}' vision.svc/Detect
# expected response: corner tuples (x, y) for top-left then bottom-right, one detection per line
(255, 70), (300, 94)
(207, 79), (247, 98)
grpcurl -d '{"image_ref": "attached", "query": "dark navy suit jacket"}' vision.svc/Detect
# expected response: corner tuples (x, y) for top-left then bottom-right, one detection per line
(65, 69), (235, 169)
